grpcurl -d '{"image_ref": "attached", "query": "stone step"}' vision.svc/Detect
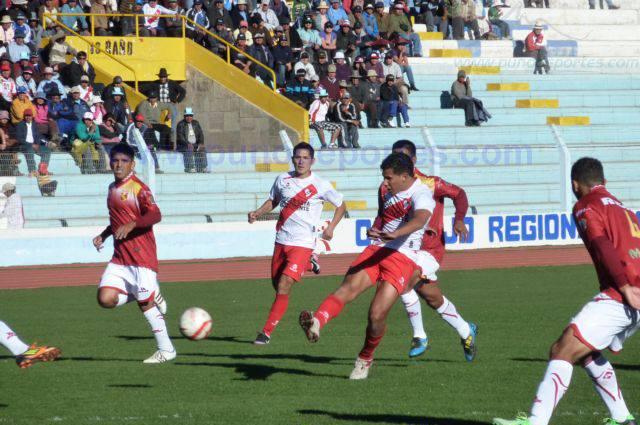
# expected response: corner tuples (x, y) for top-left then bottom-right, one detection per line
(546, 116), (591, 125)
(515, 99), (560, 108)
(429, 49), (473, 58)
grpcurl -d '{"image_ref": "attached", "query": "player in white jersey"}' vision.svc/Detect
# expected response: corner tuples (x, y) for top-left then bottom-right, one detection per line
(299, 152), (435, 379)
(248, 142), (346, 345)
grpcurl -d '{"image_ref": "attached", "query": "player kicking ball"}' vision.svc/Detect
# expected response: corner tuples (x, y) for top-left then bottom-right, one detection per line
(0, 320), (60, 368)
(391, 140), (477, 360)
(249, 142), (346, 345)
(299, 152), (435, 379)
(93, 143), (175, 364)
(494, 157), (640, 425)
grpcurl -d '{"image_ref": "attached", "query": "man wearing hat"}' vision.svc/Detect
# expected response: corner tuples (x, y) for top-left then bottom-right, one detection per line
(382, 52), (409, 103)
(308, 89), (342, 148)
(208, 0), (233, 31)
(285, 67), (314, 108)
(365, 51), (384, 82)
(8, 29), (30, 63)
(313, 50), (330, 80)
(451, 69), (489, 126)
(13, 13), (30, 43)
(362, 3), (379, 38)
(185, 0), (210, 45)
(0, 182), (24, 228)
(15, 66), (36, 99)
(253, 0), (279, 31)
(102, 76), (127, 103)
(231, 0), (250, 29)
(48, 31), (78, 68)
(164, 0), (186, 37)
(362, 68), (381, 127)
(273, 33), (293, 87)
(177, 107), (208, 173)
(328, 0), (349, 32)
(387, 2), (422, 56)
(293, 51), (317, 81)
(0, 63), (16, 110)
(135, 90), (172, 150)
(336, 91), (360, 148)
(104, 86), (131, 131)
(142, 68), (186, 148)
(248, 31), (275, 88)
(72, 111), (106, 174)
(10, 86), (34, 124)
(348, 69), (366, 115)
(0, 15), (15, 45)
(373, 1), (389, 37)
(336, 22), (357, 62)
(320, 63), (340, 101)
(16, 108), (51, 176)
(525, 20), (550, 74)
(37, 67), (66, 100)
(297, 16), (321, 53)
(61, 51), (96, 88)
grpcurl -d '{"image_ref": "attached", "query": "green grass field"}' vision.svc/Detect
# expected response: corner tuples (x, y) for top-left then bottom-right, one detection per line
(0, 264), (639, 425)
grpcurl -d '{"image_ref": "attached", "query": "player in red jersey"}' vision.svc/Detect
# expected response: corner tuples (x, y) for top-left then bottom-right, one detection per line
(494, 157), (640, 425)
(391, 140), (477, 361)
(299, 152), (435, 379)
(92, 144), (175, 364)
(248, 142), (346, 345)
(0, 320), (60, 368)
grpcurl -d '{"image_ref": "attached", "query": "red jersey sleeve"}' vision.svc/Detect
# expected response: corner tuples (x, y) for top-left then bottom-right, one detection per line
(135, 186), (161, 228)
(432, 177), (468, 221)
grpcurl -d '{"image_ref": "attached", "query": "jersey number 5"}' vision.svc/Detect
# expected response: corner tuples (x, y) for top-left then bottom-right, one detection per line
(625, 211), (640, 239)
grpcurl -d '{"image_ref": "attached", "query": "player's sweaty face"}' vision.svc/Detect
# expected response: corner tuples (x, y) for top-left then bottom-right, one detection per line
(292, 151), (313, 176)
(110, 153), (135, 181)
(382, 168), (408, 195)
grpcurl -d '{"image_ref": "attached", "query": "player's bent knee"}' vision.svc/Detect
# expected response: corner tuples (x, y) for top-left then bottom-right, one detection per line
(97, 291), (118, 309)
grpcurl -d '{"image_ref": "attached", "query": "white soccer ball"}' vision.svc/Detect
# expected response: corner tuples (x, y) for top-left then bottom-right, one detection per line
(179, 307), (212, 341)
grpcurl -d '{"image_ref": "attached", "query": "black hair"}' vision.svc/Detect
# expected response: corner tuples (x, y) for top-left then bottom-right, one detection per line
(109, 143), (136, 160)
(571, 157), (604, 186)
(293, 142), (315, 159)
(391, 139), (416, 157)
(380, 152), (414, 176)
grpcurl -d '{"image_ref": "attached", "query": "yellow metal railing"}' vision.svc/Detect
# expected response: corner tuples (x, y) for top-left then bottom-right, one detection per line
(46, 12), (276, 92)
(44, 14), (140, 92)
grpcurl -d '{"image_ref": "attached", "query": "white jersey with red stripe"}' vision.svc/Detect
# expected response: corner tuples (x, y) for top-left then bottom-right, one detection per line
(372, 179), (436, 260)
(269, 171), (343, 249)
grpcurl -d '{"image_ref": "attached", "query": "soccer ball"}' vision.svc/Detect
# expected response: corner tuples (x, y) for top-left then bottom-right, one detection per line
(179, 307), (212, 341)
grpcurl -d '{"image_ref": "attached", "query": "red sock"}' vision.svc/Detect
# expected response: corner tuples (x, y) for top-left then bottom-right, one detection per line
(358, 327), (386, 361)
(262, 294), (289, 336)
(314, 294), (344, 329)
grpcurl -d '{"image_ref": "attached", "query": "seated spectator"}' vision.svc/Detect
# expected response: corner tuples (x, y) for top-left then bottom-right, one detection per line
(124, 114), (162, 173)
(362, 3), (379, 39)
(46, 31), (77, 68)
(487, 0), (510, 40)
(90, 95), (107, 125)
(273, 34), (293, 87)
(60, 0), (90, 34)
(78, 75), (95, 103)
(297, 16), (321, 57)
(142, 0), (177, 37)
(365, 51), (384, 82)
(11, 51), (30, 79)
(382, 52), (408, 104)
(0, 64), (16, 113)
(320, 22), (337, 58)
(525, 21), (550, 74)
(8, 30), (30, 63)
(314, 1), (330, 33)
(177, 107), (209, 173)
(104, 87), (131, 132)
(248, 32), (275, 88)
(16, 108), (51, 176)
(61, 51), (96, 88)
(320, 63), (340, 102)
(0, 16), (15, 45)
(279, 17), (301, 51)
(362, 69), (381, 127)
(313, 50), (330, 79)
(57, 86), (90, 141)
(336, 21), (357, 62)
(90, 0), (112, 36)
(37, 67), (66, 100)
(10, 86), (34, 124)
(334, 50), (351, 81)
(232, 33), (253, 73)
(233, 20), (254, 46)
(293, 51), (316, 81)
(309, 89), (341, 148)
(348, 6), (365, 29)
(450, 69), (490, 126)
(143, 68), (186, 148)
(394, 41), (418, 91)
(98, 113), (122, 156)
(387, 3), (422, 56)
(380, 74), (409, 127)
(208, 0), (234, 30)
(13, 13), (30, 43)
(33, 91), (60, 145)
(352, 56), (367, 78)
(164, 0), (185, 37)
(39, 0), (59, 37)
(328, 0), (349, 30)
(336, 92), (360, 148)
(28, 52), (44, 81)
(271, 0), (291, 24)
(254, 0), (279, 31)
(249, 13), (274, 46)
(0, 110), (20, 176)
(348, 69), (366, 115)
(15, 66), (36, 99)
(374, 2), (389, 38)
(135, 91), (172, 150)
(231, 0), (251, 30)
(72, 111), (106, 174)
(210, 17), (234, 54)
(102, 76), (127, 103)
(285, 68), (314, 108)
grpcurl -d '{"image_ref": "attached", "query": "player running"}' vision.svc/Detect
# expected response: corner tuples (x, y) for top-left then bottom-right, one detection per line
(391, 140), (477, 360)
(92, 143), (175, 364)
(249, 142), (346, 345)
(0, 320), (60, 368)
(299, 152), (435, 379)
(494, 157), (640, 425)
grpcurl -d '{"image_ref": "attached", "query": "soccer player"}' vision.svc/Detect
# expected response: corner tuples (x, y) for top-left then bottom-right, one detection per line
(391, 140), (477, 360)
(0, 320), (60, 368)
(92, 143), (175, 364)
(249, 142), (346, 345)
(299, 152), (435, 379)
(494, 157), (640, 425)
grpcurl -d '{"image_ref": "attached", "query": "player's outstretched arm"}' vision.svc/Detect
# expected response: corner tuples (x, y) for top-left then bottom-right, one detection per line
(322, 202), (347, 241)
(248, 199), (278, 223)
(93, 226), (113, 251)
(381, 209), (431, 241)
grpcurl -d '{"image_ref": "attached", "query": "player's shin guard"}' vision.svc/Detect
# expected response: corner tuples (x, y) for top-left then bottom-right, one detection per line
(143, 307), (174, 353)
(400, 290), (427, 339)
(358, 326), (386, 361)
(0, 321), (29, 356)
(262, 294), (289, 337)
(584, 354), (630, 423)
(314, 294), (345, 329)
(529, 360), (573, 425)
(437, 296), (471, 339)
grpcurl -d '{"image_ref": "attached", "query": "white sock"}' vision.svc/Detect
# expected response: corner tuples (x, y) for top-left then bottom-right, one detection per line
(116, 293), (135, 307)
(436, 297), (471, 339)
(584, 354), (630, 422)
(529, 360), (573, 425)
(143, 307), (174, 353)
(400, 290), (427, 339)
(0, 320), (29, 356)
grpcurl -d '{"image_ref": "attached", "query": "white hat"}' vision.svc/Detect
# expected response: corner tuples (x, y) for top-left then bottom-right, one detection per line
(69, 85), (82, 94)
(83, 112), (94, 120)
(334, 51), (345, 59)
(2, 182), (16, 192)
(112, 87), (124, 96)
(90, 95), (103, 105)
(533, 19), (544, 29)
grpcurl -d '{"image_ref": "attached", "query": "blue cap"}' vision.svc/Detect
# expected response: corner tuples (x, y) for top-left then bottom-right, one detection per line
(14, 30), (25, 38)
(35, 91), (46, 99)
(19, 51), (29, 60)
(184, 107), (194, 116)
(17, 86), (28, 94)
(135, 0), (144, 5)
(319, 89), (328, 97)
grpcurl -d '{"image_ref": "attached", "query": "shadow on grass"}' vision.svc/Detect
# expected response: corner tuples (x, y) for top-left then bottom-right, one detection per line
(0, 404), (7, 408)
(114, 335), (253, 344)
(298, 409), (487, 424)
(512, 357), (640, 372)
(175, 361), (346, 380)
(0, 355), (141, 363)
(107, 384), (152, 389)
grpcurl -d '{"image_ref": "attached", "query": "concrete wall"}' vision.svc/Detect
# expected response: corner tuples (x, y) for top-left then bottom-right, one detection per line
(179, 66), (299, 152)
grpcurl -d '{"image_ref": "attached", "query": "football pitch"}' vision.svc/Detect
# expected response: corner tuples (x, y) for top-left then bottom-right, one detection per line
(1, 264), (638, 425)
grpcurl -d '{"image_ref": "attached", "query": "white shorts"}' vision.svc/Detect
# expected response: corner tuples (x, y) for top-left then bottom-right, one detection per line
(415, 250), (440, 282)
(569, 292), (640, 353)
(99, 263), (159, 303)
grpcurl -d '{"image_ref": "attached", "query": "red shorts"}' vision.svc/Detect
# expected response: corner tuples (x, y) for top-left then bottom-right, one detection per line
(347, 245), (418, 294)
(271, 243), (313, 282)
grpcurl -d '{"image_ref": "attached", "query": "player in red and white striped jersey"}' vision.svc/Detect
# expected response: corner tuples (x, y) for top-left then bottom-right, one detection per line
(248, 142), (346, 345)
(299, 152), (435, 379)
